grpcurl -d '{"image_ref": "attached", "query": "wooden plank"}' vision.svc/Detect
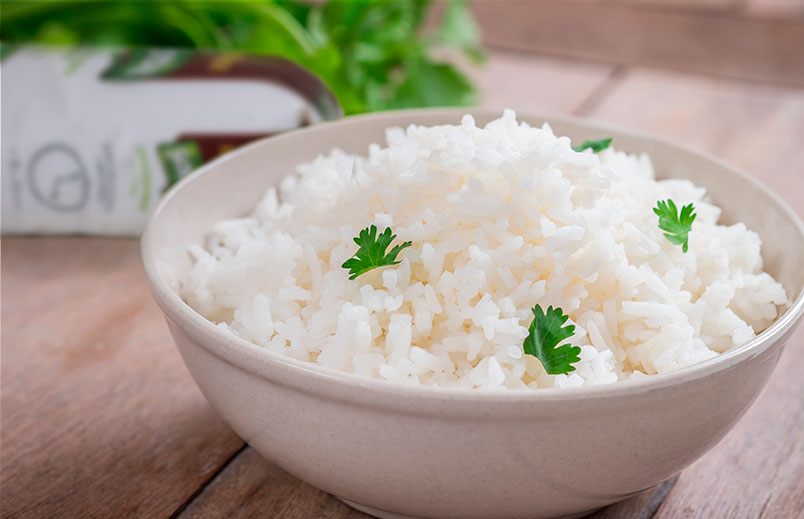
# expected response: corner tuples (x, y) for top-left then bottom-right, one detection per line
(0, 238), (244, 518)
(482, 0), (804, 20)
(583, 67), (804, 518)
(539, 0), (740, 11)
(618, 0), (737, 10)
(583, 67), (804, 217)
(474, 0), (804, 86)
(474, 50), (615, 115)
(178, 447), (366, 519)
(742, 0), (804, 18)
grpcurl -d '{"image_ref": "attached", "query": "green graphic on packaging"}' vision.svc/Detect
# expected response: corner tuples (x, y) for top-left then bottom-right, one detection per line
(102, 48), (193, 80)
(63, 47), (94, 76)
(0, 42), (20, 62)
(157, 140), (203, 190)
(136, 145), (152, 211)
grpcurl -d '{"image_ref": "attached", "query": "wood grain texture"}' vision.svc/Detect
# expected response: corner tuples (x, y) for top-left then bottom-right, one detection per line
(474, 50), (614, 114)
(0, 239), (244, 519)
(618, 0), (737, 10)
(742, 0), (804, 18)
(527, 0), (804, 19)
(177, 447), (366, 519)
(528, 0), (740, 11)
(474, 0), (804, 86)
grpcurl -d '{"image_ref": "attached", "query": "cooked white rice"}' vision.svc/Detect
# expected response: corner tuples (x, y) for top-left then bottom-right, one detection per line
(181, 110), (788, 389)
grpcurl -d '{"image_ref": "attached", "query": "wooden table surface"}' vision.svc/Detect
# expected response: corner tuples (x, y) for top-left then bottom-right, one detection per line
(3, 31), (804, 519)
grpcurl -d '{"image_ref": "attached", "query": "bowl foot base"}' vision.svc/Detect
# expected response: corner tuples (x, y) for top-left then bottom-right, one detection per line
(336, 498), (413, 519)
(335, 496), (601, 519)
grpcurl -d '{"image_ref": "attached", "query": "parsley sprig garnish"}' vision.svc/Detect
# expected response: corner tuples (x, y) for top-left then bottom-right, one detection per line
(523, 305), (582, 375)
(342, 225), (412, 280)
(572, 138), (612, 153)
(653, 199), (696, 253)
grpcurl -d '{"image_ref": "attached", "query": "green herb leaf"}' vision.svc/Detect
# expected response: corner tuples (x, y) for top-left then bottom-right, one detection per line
(653, 199), (696, 253)
(438, 0), (485, 64)
(571, 138), (612, 153)
(0, 0), (481, 115)
(342, 225), (412, 280)
(523, 305), (582, 375)
(384, 58), (475, 110)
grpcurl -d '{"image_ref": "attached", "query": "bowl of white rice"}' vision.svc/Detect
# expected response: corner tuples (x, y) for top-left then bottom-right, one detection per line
(142, 109), (804, 519)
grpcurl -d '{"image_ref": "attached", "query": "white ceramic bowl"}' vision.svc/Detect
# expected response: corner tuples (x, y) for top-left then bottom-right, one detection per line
(142, 109), (804, 519)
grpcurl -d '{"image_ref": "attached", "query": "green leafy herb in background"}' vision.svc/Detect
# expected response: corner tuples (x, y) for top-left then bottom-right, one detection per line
(0, 0), (484, 114)
(523, 305), (581, 375)
(571, 138), (612, 153)
(342, 225), (412, 280)
(653, 199), (696, 253)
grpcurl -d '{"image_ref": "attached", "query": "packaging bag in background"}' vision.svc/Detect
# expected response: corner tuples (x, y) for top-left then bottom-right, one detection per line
(0, 44), (341, 235)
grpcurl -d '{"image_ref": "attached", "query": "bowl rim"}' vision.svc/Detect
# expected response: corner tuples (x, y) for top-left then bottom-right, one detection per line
(141, 107), (804, 405)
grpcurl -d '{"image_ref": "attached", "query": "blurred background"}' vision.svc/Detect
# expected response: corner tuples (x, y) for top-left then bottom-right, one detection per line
(2, 2), (803, 518)
(3, 0), (802, 235)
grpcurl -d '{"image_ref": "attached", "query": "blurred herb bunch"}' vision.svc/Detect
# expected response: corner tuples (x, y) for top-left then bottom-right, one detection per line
(1, 0), (484, 114)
